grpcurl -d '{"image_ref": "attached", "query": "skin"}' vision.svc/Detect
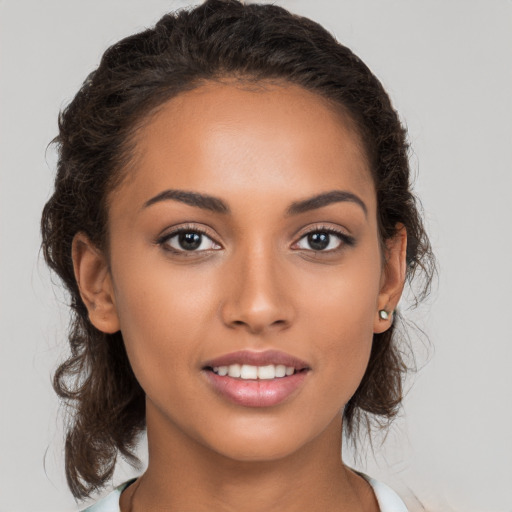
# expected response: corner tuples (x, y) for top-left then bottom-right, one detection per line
(72, 81), (407, 511)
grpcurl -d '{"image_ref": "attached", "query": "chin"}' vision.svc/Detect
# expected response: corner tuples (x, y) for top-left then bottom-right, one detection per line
(211, 436), (304, 463)
(197, 415), (330, 464)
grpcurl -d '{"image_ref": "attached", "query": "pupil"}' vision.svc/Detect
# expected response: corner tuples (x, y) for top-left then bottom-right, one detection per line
(308, 232), (329, 250)
(179, 232), (202, 250)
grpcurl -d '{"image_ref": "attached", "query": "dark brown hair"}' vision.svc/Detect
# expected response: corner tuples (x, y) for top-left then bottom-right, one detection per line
(41, 0), (435, 499)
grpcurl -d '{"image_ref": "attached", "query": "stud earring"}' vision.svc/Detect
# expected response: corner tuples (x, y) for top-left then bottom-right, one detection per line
(379, 309), (390, 321)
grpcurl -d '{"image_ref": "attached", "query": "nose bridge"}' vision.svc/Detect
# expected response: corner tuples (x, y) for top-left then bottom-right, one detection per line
(221, 237), (293, 333)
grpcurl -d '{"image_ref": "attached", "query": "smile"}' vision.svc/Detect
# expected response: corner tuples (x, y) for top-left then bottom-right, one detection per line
(202, 350), (310, 407)
(211, 364), (297, 379)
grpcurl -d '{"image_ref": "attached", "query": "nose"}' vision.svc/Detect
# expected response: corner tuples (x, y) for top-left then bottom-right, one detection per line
(219, 244), (294, 335)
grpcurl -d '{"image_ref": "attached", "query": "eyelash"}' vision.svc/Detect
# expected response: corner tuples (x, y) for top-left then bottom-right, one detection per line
(156, 225), (219, 255)
(156, 224), (355, 255)
(293, 225), (356, 253)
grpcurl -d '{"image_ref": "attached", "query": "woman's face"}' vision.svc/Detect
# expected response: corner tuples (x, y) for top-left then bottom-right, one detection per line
(77, 81), (403, 462)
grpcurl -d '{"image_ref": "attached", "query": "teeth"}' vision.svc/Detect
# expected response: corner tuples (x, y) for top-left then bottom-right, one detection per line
(212, 364), (297, 379)
(258, 365), (275, 380)
(275, 365), (286, 378)
(240, 364), (258, 379)
(227, 364), (241, 378)
(217, 366), (229, 376)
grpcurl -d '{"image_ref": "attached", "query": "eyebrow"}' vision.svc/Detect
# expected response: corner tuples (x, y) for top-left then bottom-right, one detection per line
(286, 190), (367, 217)
(143, 188), (367, 217)
(143, 189), (230, 214)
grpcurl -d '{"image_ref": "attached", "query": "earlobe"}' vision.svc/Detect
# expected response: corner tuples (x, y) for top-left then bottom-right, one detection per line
(374, 224), (407, 334)
(72, 232), (120, 334)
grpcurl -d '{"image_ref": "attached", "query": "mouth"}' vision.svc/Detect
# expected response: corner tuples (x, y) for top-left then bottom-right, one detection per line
(202, 349), (310, 379)
(206, 363), (307, 380)
(202, 350), (310, 407)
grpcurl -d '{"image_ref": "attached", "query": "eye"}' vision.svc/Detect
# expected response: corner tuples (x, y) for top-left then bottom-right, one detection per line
(159, 228), (221, 253)
(294, 228), (354, 252)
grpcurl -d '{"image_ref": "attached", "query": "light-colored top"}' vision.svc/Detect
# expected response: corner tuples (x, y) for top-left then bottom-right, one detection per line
(83, 474), (409, 511)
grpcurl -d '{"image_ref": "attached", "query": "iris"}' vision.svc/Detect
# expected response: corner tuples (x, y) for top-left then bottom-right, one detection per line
(179, 232), (202, 250)
(308, 232), (330, 251)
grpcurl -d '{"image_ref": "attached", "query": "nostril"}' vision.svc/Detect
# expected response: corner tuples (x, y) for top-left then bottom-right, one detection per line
(219, 284), (294, 333)
(225, 315), (290, 332)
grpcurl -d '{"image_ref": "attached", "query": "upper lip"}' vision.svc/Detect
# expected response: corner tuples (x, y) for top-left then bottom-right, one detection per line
(203, 350), (310, 370)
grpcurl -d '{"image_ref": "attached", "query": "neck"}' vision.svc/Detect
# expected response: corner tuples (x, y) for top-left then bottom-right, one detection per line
(121, 403), (378, 512)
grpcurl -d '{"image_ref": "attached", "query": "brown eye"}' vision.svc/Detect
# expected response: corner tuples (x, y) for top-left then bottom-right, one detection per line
(162, 230), (221, 252)
(296, 230), (345, 252)
(307, 232), (330, 250)
(178, 232), (202, 250)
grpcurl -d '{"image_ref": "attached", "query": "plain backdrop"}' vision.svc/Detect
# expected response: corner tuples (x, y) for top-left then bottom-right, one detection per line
(1, 1), (511, 511)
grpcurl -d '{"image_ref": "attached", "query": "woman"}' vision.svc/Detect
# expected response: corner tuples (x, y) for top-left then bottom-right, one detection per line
(41, 1), (434, 510)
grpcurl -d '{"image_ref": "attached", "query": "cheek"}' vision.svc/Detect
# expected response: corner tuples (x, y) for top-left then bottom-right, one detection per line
(300, 250), (382, 401)
(302, 247), (381, 337)
(110, 254), (218, 397)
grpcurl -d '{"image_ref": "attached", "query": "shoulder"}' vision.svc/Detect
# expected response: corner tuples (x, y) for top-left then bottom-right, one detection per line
(81, 479), (137, 512)
(361, 473), (410, 512)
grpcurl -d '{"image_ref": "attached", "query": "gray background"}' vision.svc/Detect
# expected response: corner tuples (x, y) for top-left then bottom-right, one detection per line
(1, 1), (511, 511)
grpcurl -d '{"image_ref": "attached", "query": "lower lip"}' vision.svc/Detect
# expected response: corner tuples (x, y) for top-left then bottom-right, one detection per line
(203, 370), (308, 408)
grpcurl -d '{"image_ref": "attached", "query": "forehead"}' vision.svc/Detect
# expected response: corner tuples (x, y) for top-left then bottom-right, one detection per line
(111, 81), (374, 215)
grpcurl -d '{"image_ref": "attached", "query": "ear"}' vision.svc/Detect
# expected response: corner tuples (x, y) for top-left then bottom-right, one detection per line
(71, 232), (120, 334)
(374, 224), (407, 334)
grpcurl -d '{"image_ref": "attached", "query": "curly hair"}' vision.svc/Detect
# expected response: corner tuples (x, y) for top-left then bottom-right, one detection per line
(41, 0), (435, 499)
